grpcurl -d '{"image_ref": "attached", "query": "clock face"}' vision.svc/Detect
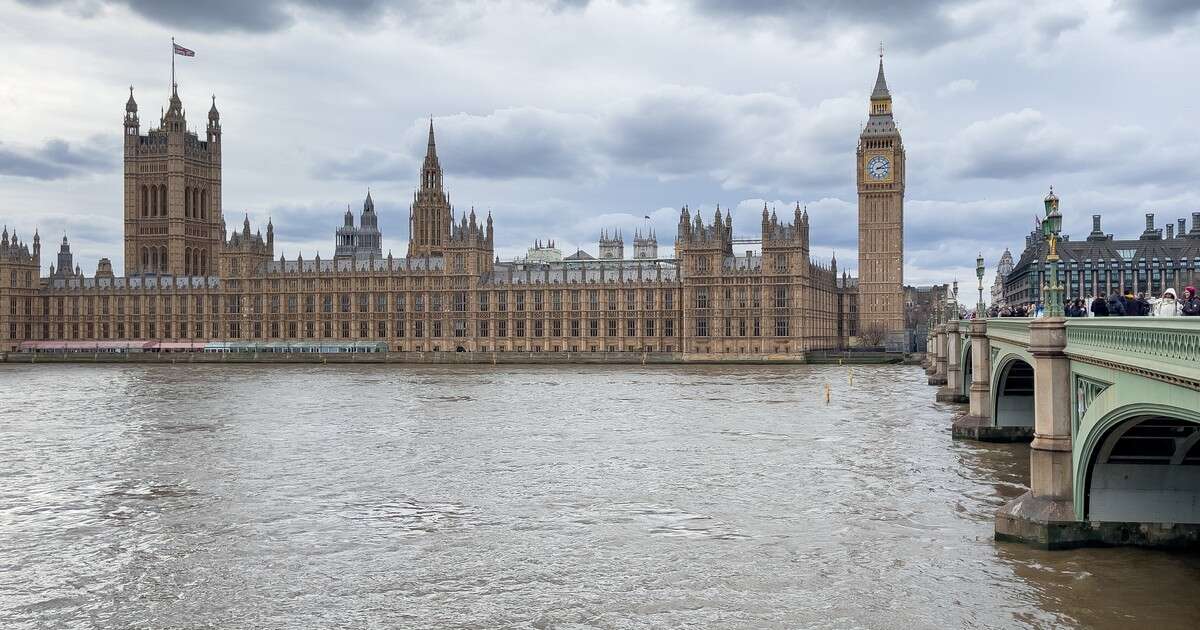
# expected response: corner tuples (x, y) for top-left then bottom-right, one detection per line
(867, 155), (890, 180)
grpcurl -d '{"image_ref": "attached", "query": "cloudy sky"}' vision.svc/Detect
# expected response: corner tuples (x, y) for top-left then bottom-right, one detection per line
(2, 0), (1199, 289)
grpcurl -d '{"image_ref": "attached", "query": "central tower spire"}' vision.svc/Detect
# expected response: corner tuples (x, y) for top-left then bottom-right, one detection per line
(870, 50), (892, 116)
(422, 118), (442, 192)
(408, 117), (451, 258)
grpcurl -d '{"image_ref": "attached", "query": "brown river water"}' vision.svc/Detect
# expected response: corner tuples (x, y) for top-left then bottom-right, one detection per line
(0, 363), (1197, 629)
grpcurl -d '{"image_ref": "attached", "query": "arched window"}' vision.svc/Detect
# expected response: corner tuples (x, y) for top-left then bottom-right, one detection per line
(150, 247), (158, 271)
(159, 186), (167, 217)
(184, 186), (191, 218)
(200, 189), (207, 219)
(160, 246), (168, 272)
(185, 247), (191, 275)
(141, 185), (149, 217)
(199, 249), (206, 275)
(150, 186), (158, 216)
(142, 247), (149, 271)
(192, 188), (200, 219)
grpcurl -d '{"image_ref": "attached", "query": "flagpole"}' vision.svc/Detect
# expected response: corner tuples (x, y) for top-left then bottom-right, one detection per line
(171, 37), (175, 88)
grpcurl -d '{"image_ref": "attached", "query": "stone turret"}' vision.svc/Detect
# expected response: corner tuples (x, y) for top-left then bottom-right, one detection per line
(53, 235), (74, 279)
(95, 258), (115, 280)
(335, 191), (384, 260)
(598, 228), (624, 259)
(220, 214), (273, 276)
(633, 228), (658, 259)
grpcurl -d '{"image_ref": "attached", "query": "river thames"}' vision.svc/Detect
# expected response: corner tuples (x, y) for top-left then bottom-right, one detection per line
(0, 363), (1197, 628)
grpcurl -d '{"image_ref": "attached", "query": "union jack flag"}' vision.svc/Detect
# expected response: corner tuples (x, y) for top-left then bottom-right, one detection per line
(173, 43), (195, 57)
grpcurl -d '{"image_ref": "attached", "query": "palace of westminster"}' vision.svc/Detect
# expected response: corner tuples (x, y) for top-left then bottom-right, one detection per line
(0, 59), (908, 355)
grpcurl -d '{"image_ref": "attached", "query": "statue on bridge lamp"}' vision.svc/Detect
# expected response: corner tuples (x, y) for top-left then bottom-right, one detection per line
(1042, 186), (1065, 317)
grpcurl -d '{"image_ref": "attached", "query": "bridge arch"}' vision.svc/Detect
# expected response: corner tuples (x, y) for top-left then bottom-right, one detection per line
(1078, 404), (1200, 525)
(991, 354), (1034, 428)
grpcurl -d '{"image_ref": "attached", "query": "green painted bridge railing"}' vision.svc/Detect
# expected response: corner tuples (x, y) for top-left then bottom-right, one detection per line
(1065, 318), (1200, 388)
(984, 318), (1033, 347)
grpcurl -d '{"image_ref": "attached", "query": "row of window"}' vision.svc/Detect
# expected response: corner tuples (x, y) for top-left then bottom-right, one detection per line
(7, 317), (688, 342)
(15, 289), (688, 317)
(695, 286), (789, 308)
(138, 184), (211, 219)
(7, 315), (809, 343)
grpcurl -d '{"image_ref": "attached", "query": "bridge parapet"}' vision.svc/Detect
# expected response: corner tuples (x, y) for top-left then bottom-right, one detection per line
(1065, 319), (1200, 389)
(985, 318), (1032, 347)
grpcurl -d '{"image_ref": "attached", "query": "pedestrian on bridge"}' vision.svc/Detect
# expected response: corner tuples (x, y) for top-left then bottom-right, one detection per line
(1090, 295), (1109, 317)
(1134, 292), (1151, 316)
(1182, 286), (1200, 316)
(1150, 288), (1181, 317)
(1108, 292), (1127, 316)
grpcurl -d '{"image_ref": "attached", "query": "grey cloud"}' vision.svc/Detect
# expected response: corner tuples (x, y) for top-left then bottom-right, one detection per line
(604, 90), (731, 175)
(314, 149), (411, 183)
(0, 137), (116, 181)
(314, 88), (859, 198)
(943, 109), (1190, 188)
(435, 109), (598, 180)
(600, 88), (858, 194)
(21, 0), (591, 33)
(313, 109), (598, 183)
(689, 0), (970, 50)
(1117, 0), (1200, 33)
(21, 0), (391, 32)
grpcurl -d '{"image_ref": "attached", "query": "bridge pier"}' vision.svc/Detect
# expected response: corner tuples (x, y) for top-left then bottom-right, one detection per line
(923, 328), (937, 376)
(995, 318), (1086, 548)
(936, 320), (967, 403)
(928, 325), (947, 386)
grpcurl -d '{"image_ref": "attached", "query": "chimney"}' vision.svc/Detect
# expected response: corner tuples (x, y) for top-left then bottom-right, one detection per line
(1087, 214), (1108, 241)
(1141, 213), (1162, 240)
(1179, 218), (1187, 237)
(1166, 224), (1174, 239)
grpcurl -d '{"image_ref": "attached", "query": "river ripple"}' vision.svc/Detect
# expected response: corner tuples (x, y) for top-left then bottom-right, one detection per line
(0, 364), (1197, 629)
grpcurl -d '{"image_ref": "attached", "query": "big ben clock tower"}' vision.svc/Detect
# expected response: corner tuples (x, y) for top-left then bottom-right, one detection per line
(856, 52), (905, 341)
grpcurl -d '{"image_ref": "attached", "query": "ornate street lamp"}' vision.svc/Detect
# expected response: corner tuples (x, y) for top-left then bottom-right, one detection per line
(976, 252), (986, 318)
(1042, 186), (1064, 317)
(948, 279), (959, 321)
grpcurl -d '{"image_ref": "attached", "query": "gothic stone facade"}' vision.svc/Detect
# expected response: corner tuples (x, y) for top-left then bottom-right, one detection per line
(1, 61), (906, 354)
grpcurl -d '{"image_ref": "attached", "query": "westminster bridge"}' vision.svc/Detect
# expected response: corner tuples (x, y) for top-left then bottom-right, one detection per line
(924, 316), (1200, 549)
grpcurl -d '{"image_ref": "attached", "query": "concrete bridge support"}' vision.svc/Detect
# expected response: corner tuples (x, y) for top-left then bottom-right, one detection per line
(937, 321), (966, 403)
(921, 332), (932, 371)
(924, 329), (938, 376)
(952, 318), (1000, 439)
(929, 325), (947, 386)
(995, 318), (1082, 548)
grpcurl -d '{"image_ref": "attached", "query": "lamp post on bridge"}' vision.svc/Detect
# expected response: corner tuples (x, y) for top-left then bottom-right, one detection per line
(947, 280), (959, 322)
(1041, 187), (1064, 317)
(996, 186), (1077, 546)
(976, 253), (986, 318)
